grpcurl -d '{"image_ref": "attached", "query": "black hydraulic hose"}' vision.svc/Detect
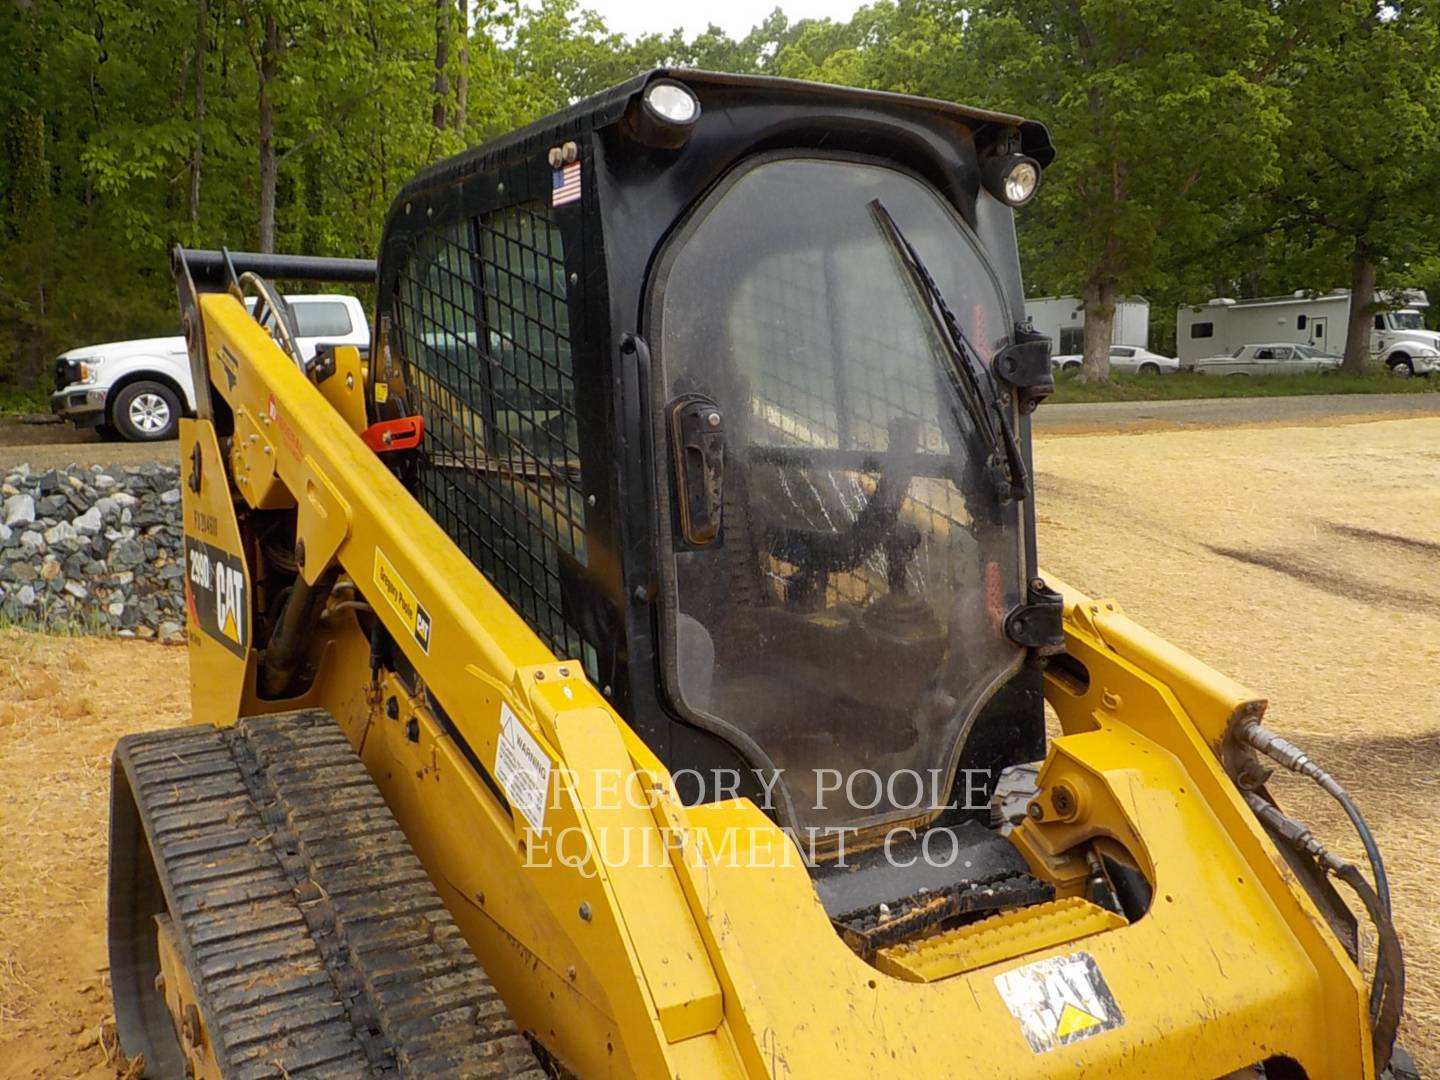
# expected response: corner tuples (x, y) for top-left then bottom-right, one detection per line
(1335, 862), (1405, 1071)
(1243, 790), (1404, 1072)
(1236, 720), (1391, 915)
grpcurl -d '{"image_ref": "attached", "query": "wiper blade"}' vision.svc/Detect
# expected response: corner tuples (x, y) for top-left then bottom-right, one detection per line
(867, 198), (1030, 503)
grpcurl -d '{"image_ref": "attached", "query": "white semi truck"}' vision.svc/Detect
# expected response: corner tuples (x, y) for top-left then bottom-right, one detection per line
(1176, 289), (1438, 374)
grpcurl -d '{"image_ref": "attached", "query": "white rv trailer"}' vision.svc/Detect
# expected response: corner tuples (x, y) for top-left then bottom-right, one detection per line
(1025, 295), (1150, 355)
(1176, 289), (1434, 369)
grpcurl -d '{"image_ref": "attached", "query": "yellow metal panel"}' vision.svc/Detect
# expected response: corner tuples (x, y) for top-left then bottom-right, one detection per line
(294, 459), (350, 585)
(178, 419), (249, 727)
(553, 706), (725, 1044)
(315, 344), (368, 433)
(229, 406), (291, 510)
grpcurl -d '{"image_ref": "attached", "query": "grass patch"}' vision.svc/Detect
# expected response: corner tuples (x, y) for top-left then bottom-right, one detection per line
(1049, 370), (1439, 403)
(0, 603), (109, 637)
(0, 385), (48, 415)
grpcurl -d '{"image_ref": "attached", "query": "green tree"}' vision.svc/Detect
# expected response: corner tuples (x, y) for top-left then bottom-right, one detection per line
(963, 0), (1287, 381)
(1268, 2), (1440, 373)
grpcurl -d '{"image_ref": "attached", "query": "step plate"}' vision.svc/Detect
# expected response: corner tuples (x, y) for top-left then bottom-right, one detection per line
(876, 895), (1128, 983)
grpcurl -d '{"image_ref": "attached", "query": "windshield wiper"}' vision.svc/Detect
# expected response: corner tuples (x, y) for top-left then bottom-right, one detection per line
(868, 198), (1030, 503)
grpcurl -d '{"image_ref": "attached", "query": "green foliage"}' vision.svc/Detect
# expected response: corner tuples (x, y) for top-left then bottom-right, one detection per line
(1, 0), (1437, 395)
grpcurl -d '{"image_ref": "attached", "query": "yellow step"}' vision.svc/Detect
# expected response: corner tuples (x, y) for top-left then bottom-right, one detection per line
(875, 896), (1127, 983)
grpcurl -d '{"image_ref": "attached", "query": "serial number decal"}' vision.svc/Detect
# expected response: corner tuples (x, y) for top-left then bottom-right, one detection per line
(372, 546), (432, 654)
(995, 951), (1124, 1053)
(185, 536), (248, 657)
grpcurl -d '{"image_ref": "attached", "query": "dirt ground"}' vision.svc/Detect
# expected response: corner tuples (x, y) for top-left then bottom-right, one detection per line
(0, 414), (1436, 1077)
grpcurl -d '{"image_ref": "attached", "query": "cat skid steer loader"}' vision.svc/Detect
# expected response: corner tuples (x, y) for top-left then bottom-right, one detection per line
(107, 71), (1410, 1079)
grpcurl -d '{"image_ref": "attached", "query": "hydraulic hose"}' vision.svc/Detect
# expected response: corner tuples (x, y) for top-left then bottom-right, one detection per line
(1236, 719), (1390, 915)
(1334, 862), (1405, 1071)
(1242, 787), (1404, 1073)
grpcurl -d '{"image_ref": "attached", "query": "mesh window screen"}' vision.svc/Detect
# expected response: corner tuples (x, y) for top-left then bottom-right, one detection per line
(391, 203), (586, 659)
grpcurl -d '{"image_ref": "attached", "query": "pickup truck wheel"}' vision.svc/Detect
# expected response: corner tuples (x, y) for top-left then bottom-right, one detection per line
(112, 381), (180, 442)
(1389, 356), (1414, 378)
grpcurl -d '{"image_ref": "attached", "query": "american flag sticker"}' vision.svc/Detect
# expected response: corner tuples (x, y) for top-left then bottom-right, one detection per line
(552, 161), (582, 206)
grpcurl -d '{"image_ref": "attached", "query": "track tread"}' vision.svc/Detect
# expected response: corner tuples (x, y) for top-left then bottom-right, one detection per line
(116, 709), (546, 1079)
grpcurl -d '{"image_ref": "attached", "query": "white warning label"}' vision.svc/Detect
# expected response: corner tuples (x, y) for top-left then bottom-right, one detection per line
(995, 951), (1123, 1053)
(494, 703), (552, 833)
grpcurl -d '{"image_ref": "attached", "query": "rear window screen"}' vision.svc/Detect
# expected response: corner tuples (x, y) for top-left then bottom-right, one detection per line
(293, 301), (354, 338)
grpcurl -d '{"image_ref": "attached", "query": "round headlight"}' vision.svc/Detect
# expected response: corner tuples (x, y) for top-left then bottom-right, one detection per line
(982, 153), (1043, 208)
(1003, 160), (1040, 205)
(645, 82), (699, 125)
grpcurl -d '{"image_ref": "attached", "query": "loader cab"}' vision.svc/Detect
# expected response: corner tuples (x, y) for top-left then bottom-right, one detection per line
(375, 70), (1058, 848)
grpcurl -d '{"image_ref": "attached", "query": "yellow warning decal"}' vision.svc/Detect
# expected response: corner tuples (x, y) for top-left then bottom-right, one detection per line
(1054, 1001), (1103, 1040)
(995, 951), (1123, 1053)
(372, 546), (432, 654)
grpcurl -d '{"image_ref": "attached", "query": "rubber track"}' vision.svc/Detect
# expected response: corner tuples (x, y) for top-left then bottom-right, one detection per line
(116, 709), (548, 1079)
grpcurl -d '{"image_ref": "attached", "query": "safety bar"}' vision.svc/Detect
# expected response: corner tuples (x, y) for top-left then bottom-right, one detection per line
(176, 247), (377, 289)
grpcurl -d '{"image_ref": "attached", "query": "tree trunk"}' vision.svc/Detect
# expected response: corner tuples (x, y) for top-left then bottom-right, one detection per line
(258, 12), (278, 253)
(431, 0), (450, 131)
(1079, 278), (1115, 383)
(189, 0), (207, 231)
(1342, 244), (1376, 376)
(453, 0), (468, 134)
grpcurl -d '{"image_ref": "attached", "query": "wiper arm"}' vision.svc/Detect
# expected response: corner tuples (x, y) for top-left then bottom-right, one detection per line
(867, 198), (1030, 503)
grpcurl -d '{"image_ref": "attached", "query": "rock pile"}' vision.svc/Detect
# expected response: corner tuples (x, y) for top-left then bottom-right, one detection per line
(0, 463), (188, 641)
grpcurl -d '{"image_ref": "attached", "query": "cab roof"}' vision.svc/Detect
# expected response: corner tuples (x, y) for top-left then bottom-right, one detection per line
(396, 68), (1055, 204)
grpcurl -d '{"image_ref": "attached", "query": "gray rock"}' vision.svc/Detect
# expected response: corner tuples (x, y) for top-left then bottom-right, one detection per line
(44, 521), (78, 545)
(94, 474), (117, 490)
(37, 493), (68, 517)
(157, 620), (185, 643)
(4, 493), (35, 526)
(110, 491), (139, 509)
(0, 523), (9, 545)
(73, 506), (103, 534)
(20, 530), (44, 550)
(111, 539), (145, 569)
(12, 562), (36, 584)
(16, 584), (36, 607)
(160, 487), (182, 505)
(63, 581), (88, 600)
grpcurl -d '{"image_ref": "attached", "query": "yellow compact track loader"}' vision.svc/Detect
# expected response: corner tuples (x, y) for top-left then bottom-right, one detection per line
(108, 71), (1411, 1079)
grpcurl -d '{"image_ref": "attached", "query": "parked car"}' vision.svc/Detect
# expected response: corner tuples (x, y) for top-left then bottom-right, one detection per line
(1192, 342), (1341, 377)
(1051, 345), (1179, 375)
(51, 293), (370, 441)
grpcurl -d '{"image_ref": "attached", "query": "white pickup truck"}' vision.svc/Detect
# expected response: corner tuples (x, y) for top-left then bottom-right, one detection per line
(50, 293), (370, 441)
